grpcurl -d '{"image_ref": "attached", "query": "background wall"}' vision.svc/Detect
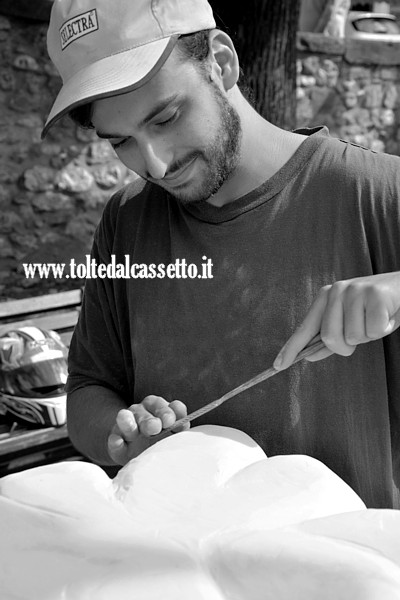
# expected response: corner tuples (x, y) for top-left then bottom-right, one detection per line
(0, 13), (399, 300)
(0, 13), (137, 300)
(296, 33), (400, 153)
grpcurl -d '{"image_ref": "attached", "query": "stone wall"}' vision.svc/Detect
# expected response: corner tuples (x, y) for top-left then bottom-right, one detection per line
(0, 13), (137, 301)
(296, 33), (400, 154)
(1, 15), (400, 301)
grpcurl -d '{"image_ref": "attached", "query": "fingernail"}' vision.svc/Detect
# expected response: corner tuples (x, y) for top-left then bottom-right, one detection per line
(385, 319), (395, 334)
(118, 409), (136, 429)
(161, 411), (175, 426)
(143, 418), (161, 435)
(273, 352), (283, 370)
(108, 434), (124, 448)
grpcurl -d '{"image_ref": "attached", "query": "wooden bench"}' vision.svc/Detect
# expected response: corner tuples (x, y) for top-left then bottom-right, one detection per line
(0, 288), (82, 347)
(0, 289), (83, 476)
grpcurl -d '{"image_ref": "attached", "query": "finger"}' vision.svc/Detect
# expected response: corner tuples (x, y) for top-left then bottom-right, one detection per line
(390, 307), (400, 332)
(107, 427), (155, 465)
(142, 395), (177, 429)
(342, 287), (368, 346)
(321, 282), (355, 356)
(131, 402), (163, 437)
(384, 307), (400, 336)
(169, 399), (190, 432)
(365, 287), (394, 340)
(116, 408), (139, 442)
(107, 432), (130, 465)
(305, 346), (334, 362)
(274, 286), (330, 370)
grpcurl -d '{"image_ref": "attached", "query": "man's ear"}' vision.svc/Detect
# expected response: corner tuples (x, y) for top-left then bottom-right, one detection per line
(207, 30), (240, 91)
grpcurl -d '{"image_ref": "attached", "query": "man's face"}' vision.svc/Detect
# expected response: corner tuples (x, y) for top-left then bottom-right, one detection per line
(91, 50), (242, 203)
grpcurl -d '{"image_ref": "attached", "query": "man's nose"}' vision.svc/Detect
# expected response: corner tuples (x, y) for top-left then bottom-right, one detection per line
(139, 139), (169, 180)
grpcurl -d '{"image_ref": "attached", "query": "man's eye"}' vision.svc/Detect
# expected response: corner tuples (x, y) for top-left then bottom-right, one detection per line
(156, 111), (178, 127)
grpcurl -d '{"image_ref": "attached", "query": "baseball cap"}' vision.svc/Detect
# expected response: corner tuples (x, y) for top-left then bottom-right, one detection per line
(42, 0), (216, 138)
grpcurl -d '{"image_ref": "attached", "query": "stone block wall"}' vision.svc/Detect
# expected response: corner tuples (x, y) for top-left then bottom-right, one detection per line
(1, 16), (400, 301)
(296, 33), (400, 154)
(0, 14), (137, 301)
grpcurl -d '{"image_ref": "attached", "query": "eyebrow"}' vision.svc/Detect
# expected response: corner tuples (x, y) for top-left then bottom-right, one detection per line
(96, 93), (181, 139)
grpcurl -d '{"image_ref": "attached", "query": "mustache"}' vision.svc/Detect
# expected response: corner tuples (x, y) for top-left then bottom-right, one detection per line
(165, 151), (202, 178)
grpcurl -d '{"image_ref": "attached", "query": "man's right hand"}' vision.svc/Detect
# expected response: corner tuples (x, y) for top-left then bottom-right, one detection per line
(107, 395), (189, 465)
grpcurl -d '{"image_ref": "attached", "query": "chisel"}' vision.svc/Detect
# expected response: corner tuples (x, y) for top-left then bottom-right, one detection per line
(161, 333), (325, 435)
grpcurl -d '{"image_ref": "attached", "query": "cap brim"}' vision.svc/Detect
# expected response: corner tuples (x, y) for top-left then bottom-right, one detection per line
(42, 35), (178, 138)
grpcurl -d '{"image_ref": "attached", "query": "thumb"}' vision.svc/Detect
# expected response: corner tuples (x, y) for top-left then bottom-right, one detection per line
(384, 318), (397, 336)
(107, 432), (128, 465)
(384, 307), (400, 336)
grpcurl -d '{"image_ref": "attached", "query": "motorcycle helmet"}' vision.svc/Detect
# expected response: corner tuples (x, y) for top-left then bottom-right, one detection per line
(0, 326), (68, 426)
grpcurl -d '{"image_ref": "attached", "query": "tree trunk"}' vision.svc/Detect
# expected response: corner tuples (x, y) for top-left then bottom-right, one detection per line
(0, 0), (53, 21)
(212, 0), (301, 129)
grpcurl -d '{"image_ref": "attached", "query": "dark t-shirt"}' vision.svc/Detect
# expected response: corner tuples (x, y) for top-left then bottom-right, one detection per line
(67, 128), (400, 508)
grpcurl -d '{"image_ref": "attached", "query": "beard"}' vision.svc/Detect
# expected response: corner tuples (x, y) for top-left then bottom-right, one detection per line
(156, 83), (242, 204)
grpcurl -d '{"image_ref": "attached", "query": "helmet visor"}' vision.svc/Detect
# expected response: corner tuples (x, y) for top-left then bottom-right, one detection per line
(0, 358), (67, 398)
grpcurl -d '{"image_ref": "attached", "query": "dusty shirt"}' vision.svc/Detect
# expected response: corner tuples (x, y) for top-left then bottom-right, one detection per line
(67, 128), (400, 508)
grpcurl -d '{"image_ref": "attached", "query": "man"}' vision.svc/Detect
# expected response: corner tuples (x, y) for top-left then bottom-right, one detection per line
(43, 0), (400, 508)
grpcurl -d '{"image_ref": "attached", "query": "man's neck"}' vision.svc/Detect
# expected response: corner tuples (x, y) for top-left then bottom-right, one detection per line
(207, 103), (308, 208)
